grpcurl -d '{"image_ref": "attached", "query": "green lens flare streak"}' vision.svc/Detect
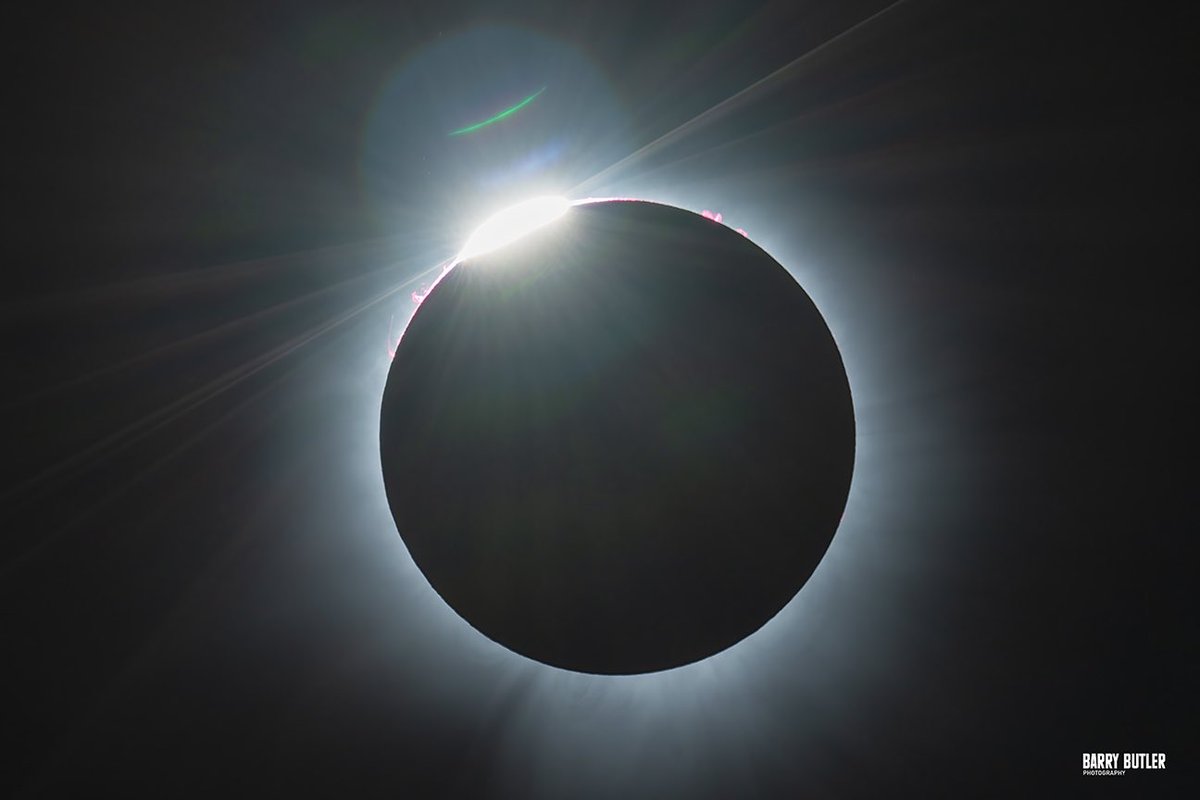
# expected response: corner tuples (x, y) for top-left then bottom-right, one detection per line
(449, 88), (545, 136)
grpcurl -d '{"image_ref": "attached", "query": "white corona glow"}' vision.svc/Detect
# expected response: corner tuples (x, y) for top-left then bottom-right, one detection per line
(459, 195), (569, 261)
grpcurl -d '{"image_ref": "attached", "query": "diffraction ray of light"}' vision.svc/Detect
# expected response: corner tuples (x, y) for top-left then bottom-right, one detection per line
(571, 0), (911, 194)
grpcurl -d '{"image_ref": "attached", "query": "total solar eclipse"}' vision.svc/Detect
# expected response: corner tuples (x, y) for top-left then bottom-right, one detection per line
(380, 199), (854, 674)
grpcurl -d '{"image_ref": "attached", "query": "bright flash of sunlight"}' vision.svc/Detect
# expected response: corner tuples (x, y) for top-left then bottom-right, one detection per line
(458, 195), (569, 261)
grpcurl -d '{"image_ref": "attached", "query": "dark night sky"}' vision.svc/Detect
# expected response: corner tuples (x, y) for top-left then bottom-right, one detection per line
(4, 1), (1195, 796)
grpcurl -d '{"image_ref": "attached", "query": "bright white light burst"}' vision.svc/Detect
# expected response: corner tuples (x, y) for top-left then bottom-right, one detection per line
(459, 195), (569, 261)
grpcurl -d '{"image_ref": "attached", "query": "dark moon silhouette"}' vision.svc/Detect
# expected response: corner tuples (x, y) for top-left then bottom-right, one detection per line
(380, 200), (854, 674)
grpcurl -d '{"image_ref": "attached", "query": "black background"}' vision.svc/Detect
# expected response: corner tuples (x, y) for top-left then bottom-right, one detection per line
(4, 1), (1194, 796)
